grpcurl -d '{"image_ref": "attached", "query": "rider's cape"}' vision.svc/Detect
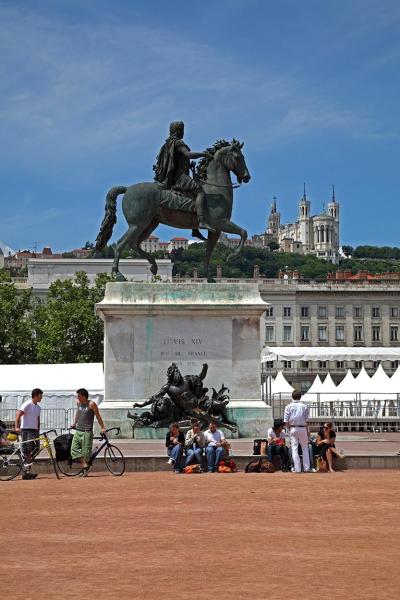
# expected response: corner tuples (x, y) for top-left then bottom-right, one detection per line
(153, 137), (187, 189)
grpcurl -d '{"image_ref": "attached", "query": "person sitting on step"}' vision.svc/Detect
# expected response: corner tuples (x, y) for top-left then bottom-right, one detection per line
(267, 418), (290, 471)
(165, 422), (185, 473)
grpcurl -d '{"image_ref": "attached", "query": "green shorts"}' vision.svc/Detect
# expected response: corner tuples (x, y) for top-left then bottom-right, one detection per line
(71, 430), (93, 462)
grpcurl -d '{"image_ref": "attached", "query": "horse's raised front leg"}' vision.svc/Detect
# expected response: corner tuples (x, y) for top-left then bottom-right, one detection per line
(204, 230), (221, 280)
(113, 224), (142, 281)
(220, 220), (247, 258)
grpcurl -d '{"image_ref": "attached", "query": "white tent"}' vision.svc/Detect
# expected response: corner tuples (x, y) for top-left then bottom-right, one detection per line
(353, 366), (372, 399)
(319, 373), (337, 401)
(0, 363), (104, 410)
(368, 364), (395, 399)
(271, 370), (294, 396)
(335, 369), (357, 401)
(303, 374), (323, 401)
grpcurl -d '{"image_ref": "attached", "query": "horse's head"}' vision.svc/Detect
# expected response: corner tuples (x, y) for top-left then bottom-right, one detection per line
(216, 140), (251, 184)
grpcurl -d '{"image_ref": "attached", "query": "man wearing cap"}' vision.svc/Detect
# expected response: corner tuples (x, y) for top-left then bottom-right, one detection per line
(284, 389), (312, 473)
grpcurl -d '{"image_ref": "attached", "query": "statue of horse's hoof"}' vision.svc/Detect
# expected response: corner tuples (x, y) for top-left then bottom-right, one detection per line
(113, 271), (126, 281)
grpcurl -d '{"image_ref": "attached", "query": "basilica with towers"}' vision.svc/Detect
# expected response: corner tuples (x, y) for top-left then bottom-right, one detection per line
(258, 186), (340, 264)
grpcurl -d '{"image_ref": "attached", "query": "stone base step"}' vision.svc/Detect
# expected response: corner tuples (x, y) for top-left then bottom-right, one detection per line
(22, 454), (400, 475)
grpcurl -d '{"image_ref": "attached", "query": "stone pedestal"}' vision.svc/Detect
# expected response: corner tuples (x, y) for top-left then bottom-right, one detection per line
(96, 282), (272, 437)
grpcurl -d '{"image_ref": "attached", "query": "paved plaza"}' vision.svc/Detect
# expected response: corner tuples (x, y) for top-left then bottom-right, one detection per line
(2, 470), (400, 600)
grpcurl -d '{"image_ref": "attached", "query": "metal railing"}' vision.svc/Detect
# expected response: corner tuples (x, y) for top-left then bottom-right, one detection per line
(0, 408), (75, 432)
(269, 393), (400, 431)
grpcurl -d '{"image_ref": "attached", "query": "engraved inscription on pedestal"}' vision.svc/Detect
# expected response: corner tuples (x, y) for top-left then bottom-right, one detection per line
(134, 316), (232, 398)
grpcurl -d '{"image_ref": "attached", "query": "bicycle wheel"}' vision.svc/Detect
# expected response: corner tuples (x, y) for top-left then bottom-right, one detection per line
(47, 446), (60, 480)
(57, 457), (83, 477)
(0, 452), (23, 481)
(104, 444), (125, 476)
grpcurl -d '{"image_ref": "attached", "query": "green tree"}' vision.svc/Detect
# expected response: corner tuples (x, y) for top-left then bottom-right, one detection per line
(171, 242), (278, 278)
(353, 245), (400, 259)
(0, 271), (36, 363)
(267, 240), (280, 251)
(341, 245), (354, 257)
(34, 272), (112, 363)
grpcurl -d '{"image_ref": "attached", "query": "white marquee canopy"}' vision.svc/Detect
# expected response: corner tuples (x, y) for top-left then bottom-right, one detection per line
(0, 363), (104, 409)
(262, 346), (400, 362)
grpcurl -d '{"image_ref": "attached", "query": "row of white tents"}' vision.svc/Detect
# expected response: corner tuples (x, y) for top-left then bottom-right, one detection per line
(265, 364), (400, 401)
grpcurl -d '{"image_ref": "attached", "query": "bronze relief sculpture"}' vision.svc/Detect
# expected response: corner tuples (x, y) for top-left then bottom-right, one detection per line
(127, 362), (237, 432)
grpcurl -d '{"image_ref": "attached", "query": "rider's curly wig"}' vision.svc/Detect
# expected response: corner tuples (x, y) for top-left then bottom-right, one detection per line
(194, 139), (230, 181)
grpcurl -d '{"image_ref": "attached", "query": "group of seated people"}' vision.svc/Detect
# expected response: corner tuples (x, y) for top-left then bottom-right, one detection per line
(165, 419), (228, 473)
(267, 419), (345, 472)
(166, 418), (345, 474)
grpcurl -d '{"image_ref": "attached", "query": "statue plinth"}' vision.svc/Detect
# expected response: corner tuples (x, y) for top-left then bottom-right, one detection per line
(96, 282), (272, 437)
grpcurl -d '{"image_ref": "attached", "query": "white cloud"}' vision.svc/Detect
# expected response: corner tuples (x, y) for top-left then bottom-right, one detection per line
(0, 3), (387, 167)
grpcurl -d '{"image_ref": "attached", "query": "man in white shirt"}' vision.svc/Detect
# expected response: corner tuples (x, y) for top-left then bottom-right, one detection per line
(15, 388), (43, 480)
(284, 389), (312, 473)
(204, 420), (225, 473)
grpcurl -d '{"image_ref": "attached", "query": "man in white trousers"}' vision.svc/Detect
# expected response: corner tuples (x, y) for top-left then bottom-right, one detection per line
(284, 389), (312, 473)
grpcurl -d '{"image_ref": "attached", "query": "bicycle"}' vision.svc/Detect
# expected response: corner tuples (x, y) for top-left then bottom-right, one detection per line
(0, 429), (60, 481)
(56, 427), (125, 477)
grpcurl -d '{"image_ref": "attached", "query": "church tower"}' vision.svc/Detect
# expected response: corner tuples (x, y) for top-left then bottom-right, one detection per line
(266, 196), (281, 240)
(298, 183), (311, 251)
(327, 184), (340, 249)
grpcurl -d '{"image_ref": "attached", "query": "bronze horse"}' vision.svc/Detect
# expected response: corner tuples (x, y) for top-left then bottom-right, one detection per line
(95, 139), (251, 280)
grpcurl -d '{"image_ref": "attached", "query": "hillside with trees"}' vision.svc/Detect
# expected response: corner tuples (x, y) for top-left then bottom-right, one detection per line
(170, 243), (400, 279)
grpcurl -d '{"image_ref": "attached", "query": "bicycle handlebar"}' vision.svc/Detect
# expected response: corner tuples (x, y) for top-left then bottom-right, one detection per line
(99, 427), (121, 438)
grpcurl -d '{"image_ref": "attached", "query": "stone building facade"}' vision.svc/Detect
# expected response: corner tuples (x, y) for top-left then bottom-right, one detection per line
(260, 277), (400, 389)
(27, 258), (173, 298)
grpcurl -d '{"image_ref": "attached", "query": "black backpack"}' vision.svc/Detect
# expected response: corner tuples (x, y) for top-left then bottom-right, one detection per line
(53, 433), (74, 461)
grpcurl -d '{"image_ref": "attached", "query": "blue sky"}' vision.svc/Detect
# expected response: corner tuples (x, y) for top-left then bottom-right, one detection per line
(1, 0), (400, 252)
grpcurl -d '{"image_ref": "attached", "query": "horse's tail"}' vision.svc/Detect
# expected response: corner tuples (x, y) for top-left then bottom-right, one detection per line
(94, 186), (127, 252)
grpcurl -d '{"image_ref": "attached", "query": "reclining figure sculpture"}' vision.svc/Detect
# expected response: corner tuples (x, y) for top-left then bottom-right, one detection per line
(127, 363), (237, 432)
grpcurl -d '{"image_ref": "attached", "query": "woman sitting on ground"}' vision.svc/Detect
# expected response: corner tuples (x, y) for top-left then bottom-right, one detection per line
(316, 422), (344, 473)
(165, 423), (185, 473)
(267, 418), (290, 471)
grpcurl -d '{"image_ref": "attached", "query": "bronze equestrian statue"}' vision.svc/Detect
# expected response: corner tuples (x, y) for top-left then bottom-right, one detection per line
(94, 121), (251, 280)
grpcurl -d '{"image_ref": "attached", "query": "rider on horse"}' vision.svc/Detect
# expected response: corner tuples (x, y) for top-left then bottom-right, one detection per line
(153, 121), (215, 232)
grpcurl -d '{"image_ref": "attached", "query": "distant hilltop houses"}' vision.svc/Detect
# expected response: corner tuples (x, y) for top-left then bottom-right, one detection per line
(254, 185), (341, 264)
(0, 245), (91, 270)
(140, 234), (257, 253)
